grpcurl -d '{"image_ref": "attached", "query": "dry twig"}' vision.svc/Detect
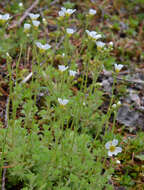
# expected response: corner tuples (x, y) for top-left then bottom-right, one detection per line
(50, 0), (59, 6)
(21, 35), (64, 84)
(8, 0), (39, 29)
(102, 69), (144, 85)
(116, 77), (144, 85)
(2, 168), (7, 190)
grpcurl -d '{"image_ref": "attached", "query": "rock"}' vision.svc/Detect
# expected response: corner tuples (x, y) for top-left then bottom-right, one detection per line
(117, 104), (144, 130)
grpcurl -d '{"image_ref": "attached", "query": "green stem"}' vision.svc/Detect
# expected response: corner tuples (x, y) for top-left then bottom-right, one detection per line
(105, 73), (117, 135)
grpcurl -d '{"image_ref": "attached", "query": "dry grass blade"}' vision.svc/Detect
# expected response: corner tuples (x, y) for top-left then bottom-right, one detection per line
(21, 72), (33, 84)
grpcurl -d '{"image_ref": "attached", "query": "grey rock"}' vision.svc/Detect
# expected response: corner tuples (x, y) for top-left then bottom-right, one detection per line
(117, 104), (144, 130)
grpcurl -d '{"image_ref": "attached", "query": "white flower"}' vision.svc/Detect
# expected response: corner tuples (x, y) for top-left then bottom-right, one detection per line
(86, 30), (97, 37)
(58, 98), (69, 106)
(65, 8), (76, 16)
(109, 41), (113, 47)
(58, 65), (68, 72)
(69, 70), (77, 77)
(112, 104), (117, 108)
(114, 63), (123, 73)
(6, 52), (12, 60)
(117, 101), (121, 106)
(89, 9), (97, 15)
(42, 18), (47, 25)
(105, 139), (122, 157)
(35, 42), (51, 50)
(83, 102), (86, 106)
(58, 7), (76, 17)
(29, 13), (40, 20)
(62, 53), (65, 57)
(112, 101), (121, 108)
(0, 13), (10, 21)
(96, 41), (106, 49)
(116, 159), (121, 164)
(66, 28), (75, 35)
(6, 52), (10, 57)
(32, 20), (40, 27)
(19, 2), (23, 7)
(24, 23), (31, 31)
(58, 10), (65, 17)
(86, 30), (102, 41)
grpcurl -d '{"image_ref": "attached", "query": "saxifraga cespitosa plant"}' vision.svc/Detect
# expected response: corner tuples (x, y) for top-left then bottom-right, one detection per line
(0, 3), (124, 190)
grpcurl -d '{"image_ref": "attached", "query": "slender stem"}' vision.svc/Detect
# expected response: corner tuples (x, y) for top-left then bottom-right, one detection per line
(105, 73), (117, 135)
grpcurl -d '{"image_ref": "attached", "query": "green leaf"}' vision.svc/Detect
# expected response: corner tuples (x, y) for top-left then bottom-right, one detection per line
(135, 154), (144, 161)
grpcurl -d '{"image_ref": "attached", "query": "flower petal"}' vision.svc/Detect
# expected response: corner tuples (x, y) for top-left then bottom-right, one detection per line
(108, 151), (113, 157)
(105, 141), (111, 149)
(115, 147), (122, 154)
(112, 139), (118, 146)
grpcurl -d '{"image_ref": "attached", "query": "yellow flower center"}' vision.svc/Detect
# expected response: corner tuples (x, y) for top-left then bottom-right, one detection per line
(65, 13), (70, 17)
(0, 20), (6, 25)
(109, 145), (116, 152)
(60, 105), (66, 109)
(39, 49), (45, 54)
(115, 69), (120, 73)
